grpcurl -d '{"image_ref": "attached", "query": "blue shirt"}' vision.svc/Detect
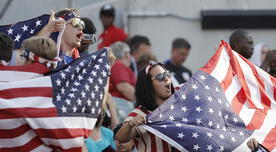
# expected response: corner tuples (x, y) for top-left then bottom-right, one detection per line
(57, 52), (75, 68)
(85, 127), (116, 152)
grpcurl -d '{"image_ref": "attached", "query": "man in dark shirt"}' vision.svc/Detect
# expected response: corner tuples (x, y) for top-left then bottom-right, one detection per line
(164, 38), (192, 87)
(129, 35), (152, 76)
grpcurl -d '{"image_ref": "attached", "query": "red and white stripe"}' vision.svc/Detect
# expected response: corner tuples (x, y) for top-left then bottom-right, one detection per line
(0, 63), (49, 82)
(125, 106), (172, 152)
(0, 64), (96, 152)
(201, 40), (276, 152)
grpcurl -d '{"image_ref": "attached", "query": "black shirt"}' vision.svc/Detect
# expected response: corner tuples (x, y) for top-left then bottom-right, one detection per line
(164, 60), (192, 85)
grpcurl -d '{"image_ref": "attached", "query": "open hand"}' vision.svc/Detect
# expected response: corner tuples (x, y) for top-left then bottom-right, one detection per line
(46, 10), (65, 33)
(107, 48), (116, 66)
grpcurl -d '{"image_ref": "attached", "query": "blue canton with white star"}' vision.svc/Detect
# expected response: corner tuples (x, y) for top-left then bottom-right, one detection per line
(51, 49), (110, 118)
(147, 70), (253, 152)
(0, 14), (59, 50)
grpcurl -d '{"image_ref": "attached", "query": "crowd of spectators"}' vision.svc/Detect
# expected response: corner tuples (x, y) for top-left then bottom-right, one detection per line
(1, 3), (275, 152)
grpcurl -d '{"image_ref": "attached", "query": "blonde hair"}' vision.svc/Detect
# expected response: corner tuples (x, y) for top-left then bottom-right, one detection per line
(22, 37), (57, 60)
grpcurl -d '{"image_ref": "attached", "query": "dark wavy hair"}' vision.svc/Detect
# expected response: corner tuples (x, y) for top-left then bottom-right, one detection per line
(135, 64), (175, 111)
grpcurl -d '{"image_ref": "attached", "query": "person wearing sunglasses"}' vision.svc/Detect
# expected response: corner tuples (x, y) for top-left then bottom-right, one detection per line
(115, 61), (178, 152)
(35, 8), (83, 67)
(78, 17), (97, 57)
(53, 8), (84, 66)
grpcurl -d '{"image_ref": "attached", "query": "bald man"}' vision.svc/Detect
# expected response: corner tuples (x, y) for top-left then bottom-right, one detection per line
(229, 30), (254, 59)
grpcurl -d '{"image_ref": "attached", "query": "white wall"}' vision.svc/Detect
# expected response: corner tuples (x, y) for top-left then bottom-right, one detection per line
(0, 0), (101, 24)
(127, 0), (276, 72)
(1, 0), (276, 72)
(80, 0), (129, 53)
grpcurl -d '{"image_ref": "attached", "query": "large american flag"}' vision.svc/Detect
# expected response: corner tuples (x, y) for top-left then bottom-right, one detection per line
(0, 14), (62, 51)
(0, 48), (110, 151)
(144, 41), (275, 152)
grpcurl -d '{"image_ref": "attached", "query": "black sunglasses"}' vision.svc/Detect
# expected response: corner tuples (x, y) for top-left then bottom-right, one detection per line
(152, 71), (171, 82)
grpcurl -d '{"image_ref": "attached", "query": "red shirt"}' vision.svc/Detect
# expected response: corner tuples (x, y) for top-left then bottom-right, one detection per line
(98, 25), (128, 49)
(109, 61), (136, 101)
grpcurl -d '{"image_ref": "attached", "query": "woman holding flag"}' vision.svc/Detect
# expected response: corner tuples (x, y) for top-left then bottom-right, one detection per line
(115, 61), (178, 152)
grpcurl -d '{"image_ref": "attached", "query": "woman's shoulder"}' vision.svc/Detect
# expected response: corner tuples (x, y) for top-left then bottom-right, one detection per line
(100, 127), (114, 137)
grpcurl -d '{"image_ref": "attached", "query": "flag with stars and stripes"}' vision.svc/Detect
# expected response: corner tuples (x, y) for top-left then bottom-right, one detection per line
(144, 41), (275, 152)
(0, 14), (62, 50)
(0, 48), (110, 152)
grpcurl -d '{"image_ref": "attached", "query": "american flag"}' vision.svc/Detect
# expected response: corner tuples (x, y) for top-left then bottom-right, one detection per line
(0, 14), (62, 50)
(0, 48), (110, 151)
(144, 41), (276, 152)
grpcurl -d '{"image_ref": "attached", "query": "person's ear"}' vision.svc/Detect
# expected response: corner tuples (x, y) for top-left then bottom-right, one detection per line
(172, 48), (177, 54)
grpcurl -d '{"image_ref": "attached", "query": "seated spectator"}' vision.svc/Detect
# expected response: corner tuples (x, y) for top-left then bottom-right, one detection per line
(136, 53), (157, 72)
(78, 17), (97, 56)
(109, 41), (136, 122)
(109, 41), (136, 101)
(0, 32), (14, 65)
(250, 43), (270, 67)
(19, 36), (57, 68)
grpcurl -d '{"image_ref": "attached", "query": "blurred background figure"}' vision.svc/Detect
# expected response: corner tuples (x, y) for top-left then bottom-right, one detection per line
(109, 41), (136, 122)
(269, 57), (276, 77)
(129, 35), (152, 76)
(229, 30), (254, 59)
(261, 49), (276, 77)
(0, 32), (14, 65)
(250, 43), (270, 67)
(136, 53), (157, 72)
(98, 4), (128, 49)
(164, 38), (192, 87)
(78, 17), (97, 56)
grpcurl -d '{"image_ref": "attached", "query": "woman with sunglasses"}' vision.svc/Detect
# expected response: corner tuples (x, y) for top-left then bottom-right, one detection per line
(115, 61), (178, 152)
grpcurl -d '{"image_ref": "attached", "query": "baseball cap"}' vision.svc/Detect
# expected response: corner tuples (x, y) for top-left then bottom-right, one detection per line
(100, 4), (115, 17)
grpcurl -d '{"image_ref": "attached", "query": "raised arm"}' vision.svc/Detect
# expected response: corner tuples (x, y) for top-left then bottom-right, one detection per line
(36, 10), (65, 38)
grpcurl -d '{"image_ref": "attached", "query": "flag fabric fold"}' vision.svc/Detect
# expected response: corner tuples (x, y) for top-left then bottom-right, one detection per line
(144, 40), (276, 152)
(0, 48), (110, 151)
(0, 14), (62, 50)
(0, 14), (63, 67)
